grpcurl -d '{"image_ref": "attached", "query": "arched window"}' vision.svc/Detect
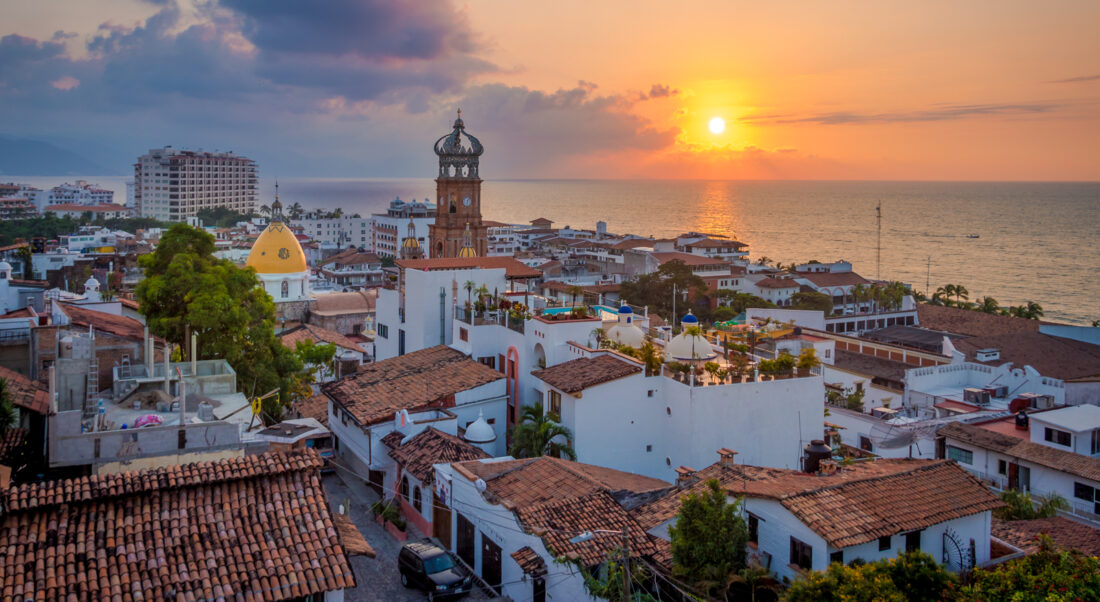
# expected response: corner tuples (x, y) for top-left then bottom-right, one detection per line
(413, 487), (422, 513)
(400, 475), (410, 501)
(449, 202), (457, 214)
(281, 280), (289, 298)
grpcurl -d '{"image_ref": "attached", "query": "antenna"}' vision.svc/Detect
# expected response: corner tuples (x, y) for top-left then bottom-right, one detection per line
(875, 202), (882, 281)
(926, 256), (931, 296)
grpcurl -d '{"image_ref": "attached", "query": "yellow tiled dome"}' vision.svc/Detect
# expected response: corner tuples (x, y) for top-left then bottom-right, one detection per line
(246, 221), (307, 274)
(457, 245), (478, 258)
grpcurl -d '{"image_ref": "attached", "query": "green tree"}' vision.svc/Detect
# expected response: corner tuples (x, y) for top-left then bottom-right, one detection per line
(619, 260), (709, 324)
(957, 536), (1100, 601)
(786, 551), (956, 602)
(294, 339), (337, 381)
(993, 489), (1069, 521)
(0, 378), (16, 435)
(668, 479), (749, 597)
(797, 348), (820, 372)
(135, 224), (310, 421)
(789, 291), (833, 313)
(953, 284), (969, 306)
(508, 400), (576, 459)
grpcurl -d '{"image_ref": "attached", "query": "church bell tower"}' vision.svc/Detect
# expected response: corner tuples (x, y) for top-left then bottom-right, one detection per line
(429, 110), (488, 258)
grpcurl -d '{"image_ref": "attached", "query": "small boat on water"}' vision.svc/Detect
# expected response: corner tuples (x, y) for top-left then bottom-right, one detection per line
(966, 234), (980, 239)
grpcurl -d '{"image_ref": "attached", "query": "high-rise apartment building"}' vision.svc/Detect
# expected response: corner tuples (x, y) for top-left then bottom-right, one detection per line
(134, 147), (257, 221)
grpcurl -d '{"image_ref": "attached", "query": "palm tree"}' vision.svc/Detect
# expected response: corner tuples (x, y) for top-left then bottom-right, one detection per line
(565, 284), (584, 309)
(850, 284), (869, 313)
(288, 202), (304, 220)
(936, 284), (955, 307)
(463, 280), (475, 307)
(636, 338), (662, 376)
(977, 296), (1000, 314)
(1024, 300), (1044, 320)
(259, 204), (271, 217)
(509, 401), (576, 460)
(953, 284), (969, 306)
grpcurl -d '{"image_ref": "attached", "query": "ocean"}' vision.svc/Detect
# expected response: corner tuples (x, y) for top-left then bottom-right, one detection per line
(13, 176), (1100, 326)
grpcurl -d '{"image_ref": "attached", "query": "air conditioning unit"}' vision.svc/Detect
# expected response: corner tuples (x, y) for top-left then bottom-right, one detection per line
(1018, 393), (1055, 410)
(984, 385), (1009, 399)
(964, 388), (991, 405)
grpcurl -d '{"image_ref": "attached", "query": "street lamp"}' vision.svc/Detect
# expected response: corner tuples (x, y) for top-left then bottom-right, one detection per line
(569, 528), (632, 600)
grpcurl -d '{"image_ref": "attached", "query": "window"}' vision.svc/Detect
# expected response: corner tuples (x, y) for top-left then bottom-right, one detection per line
(459, 327), (468, 342)
(905, 530), (922, 552)
(1093, 430), (1100, 455)
(830, 551), (843, 565)
(646, 444), (653, 452)
(824, 349), (831, 359)
(280, 280), (289, 298)
(748, 514), (760, 545)
(1074, 482), (1096, 502)
(998, 460), (1008, 475)
(400, 476), (410, 501)
(878, 535), (891, 551)
(647, 389), (655, 398)
(549, 390), (561, 416)
(790, 537), (812, 571)
(1045, 427), (1072, 447)
(413, 487), (422, 513)
(377, 324), (388, 339)
(946, 445), (973, 465)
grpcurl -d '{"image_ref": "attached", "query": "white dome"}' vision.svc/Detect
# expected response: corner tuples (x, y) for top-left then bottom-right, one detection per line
(463, 410), (496, 444)
(0, 261), (11, 273)
(607, 322), (645, 348)
(664, 331), (717, 362)
(84, 276), (100, 290)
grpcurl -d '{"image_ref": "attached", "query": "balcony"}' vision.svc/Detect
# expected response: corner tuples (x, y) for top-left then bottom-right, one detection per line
(454, 306), (526, 334)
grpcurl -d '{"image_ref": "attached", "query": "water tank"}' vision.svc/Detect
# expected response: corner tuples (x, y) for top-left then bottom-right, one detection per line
(1015, 411), (1029, 431)
(803, 439), (833, 473)
(197, 401), (214, 422)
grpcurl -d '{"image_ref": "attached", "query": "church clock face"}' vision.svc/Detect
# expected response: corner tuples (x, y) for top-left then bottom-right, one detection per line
(463, 196), (472, 207)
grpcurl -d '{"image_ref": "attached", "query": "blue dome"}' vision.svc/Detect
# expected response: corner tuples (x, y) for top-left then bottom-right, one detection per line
(681, 312), (699, 324)
(618, 304), (633, 314)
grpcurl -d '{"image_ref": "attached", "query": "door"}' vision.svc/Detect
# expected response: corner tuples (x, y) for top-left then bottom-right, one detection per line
(457, 513), (476, 567)
(532, 577), (546, 602)
(1018, 466), (1031, 491)
(1008, 463), (1020, 490)
(433, 492), (452, 549)
(367, 470), (385, 497)
(481, 536), (503, 595)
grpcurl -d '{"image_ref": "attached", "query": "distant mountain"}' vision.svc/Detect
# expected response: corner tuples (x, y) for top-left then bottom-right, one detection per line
(0, 136), (118, 176)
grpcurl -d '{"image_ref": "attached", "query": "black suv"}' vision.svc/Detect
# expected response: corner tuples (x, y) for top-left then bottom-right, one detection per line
(398, 540), (473, 599)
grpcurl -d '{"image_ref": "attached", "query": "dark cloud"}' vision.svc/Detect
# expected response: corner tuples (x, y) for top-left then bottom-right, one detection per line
(1049, 74), (1100, 84)
(646, 83), (676, 99)
(449, 83), (678, 176)
(740, 103), (1057, 125)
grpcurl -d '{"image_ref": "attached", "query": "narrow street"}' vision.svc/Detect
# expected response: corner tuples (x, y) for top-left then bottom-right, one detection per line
(324, 472), (498, 601)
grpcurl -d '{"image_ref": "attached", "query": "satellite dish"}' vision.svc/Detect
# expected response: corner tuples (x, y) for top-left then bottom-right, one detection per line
(475, 478), (487, 493)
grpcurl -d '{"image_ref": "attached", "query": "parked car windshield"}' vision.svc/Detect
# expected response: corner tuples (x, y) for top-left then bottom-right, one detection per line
(424, 554), (456, 574)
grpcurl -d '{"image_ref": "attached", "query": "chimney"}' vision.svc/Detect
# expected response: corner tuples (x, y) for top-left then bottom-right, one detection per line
(975, 348), (1000, 362)
(717, 448), (738, 466)
(675, 466), (697, 488)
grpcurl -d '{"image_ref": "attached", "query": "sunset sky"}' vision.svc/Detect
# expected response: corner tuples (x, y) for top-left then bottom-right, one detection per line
(2, 0), (1098, 180)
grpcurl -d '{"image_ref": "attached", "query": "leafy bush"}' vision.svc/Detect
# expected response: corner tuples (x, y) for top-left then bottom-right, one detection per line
(993, 489), (1069, 521)
(786, 551), (956, 602)
(956, 536), (1100, 601)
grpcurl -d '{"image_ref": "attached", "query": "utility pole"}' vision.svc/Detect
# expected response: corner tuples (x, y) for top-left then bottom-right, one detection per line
(875, 201), (882, 281)
(926, 256), (931, 296)
(621, 526), (631, 602)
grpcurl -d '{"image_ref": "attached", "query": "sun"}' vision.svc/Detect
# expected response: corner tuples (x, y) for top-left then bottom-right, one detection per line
(708, 116), (726, 134)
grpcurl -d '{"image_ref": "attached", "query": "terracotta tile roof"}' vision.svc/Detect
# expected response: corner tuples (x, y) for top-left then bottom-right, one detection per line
(916, 304), (1041, 338)
(456, 456), (670, 511)
(293, 393), (330, 427)
(992, 517), (1100, 556)
(333, 513), (376, 558)
(388, 427), (489, 483)
(319, 247), (362, 266)
(755, 277), (799, 289)
(952, 332), (1100, 382)
(57, 302), (153, 343)
(311, 289), (376, 315)
(322, 345), (503, 426)
(798, 271), (870, 288)
(117, 297), (140, 310)
(320, 251), (381, 268)
(0, 450), (357, 600)
(832, 349), (909, 384)
(0, 427), (27, 463)
(280, 323), (363, 353)
(9, 278), (47, 288)
(396, 257), (542, 279)
(609, 239), (656, 250)
(515, 491), (657, 567)
(683, 238), (747, 249)
(0, 364), (49, 414)
(939, 421), (1100, 482)
(381, 430), (406, 450)
(0, 307), (35, 319)
(532, 355), (642, 394)
(650, 251), (730, 267)
(634, 459), (1000, 549)
(510, 546), (548, 577)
